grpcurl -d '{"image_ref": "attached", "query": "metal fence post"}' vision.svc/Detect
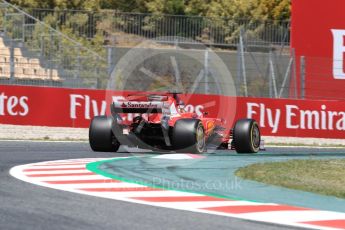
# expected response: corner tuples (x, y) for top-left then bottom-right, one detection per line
(9, 40), (14, 81)
(21, 14), (25, 43)
(204, 48), (209, 94)
(40, 35), (44, 58)
(278, 57), (293, 98)
(95, 56), (100, 89)
(236, 42), (242, 94)
(107, 46), (112, 77)
(3, 8), (7, 35)
(76, 45), (81, 81)
(291, 48), (298, 99)
(49, 32), (53, 80)
(239, 29), (248, 97)
(300, 56), (306, 99)
(269, 51), (278, 98)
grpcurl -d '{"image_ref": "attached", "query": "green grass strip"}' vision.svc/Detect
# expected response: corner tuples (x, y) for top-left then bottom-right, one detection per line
(236, 159), (345, 199)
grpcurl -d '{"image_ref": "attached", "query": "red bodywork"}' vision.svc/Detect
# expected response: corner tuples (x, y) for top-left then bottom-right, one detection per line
(111, 93), (230, 147)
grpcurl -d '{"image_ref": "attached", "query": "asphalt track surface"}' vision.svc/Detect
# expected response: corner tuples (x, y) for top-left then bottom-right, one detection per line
(1, 141), (345, 230)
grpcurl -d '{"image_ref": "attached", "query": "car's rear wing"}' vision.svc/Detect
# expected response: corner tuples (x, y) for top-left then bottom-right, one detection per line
(112, 101), (165, 113)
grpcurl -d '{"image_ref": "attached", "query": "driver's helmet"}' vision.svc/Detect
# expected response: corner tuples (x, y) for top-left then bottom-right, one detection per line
(177, 100), (185, 112)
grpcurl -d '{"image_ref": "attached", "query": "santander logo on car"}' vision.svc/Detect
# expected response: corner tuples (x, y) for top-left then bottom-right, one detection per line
(120, 101), (161, 108)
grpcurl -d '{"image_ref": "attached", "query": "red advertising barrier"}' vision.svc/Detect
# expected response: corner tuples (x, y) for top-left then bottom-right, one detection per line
(291, 0), (345, 99)
(1, 85), (345, 139)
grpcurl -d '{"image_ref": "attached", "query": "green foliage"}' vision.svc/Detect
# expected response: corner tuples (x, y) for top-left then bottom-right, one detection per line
(273, 0), (291, 21)
(185, 0), (211, 16)
(194, 0), (290, 21)
(100, 0), (147, 12)
(9, 0), (291, 20)
(251, 0), (291, 20)
(10, 0), (101, 11)
(146, 0), (186, 15)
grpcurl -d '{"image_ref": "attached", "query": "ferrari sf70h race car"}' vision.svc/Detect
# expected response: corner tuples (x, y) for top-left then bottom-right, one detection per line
(89, 93), (261, 154)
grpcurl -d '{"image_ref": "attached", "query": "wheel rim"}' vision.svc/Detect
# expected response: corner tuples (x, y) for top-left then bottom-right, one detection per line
(251, 124), (260, 149)
(196, 125), (205, 152)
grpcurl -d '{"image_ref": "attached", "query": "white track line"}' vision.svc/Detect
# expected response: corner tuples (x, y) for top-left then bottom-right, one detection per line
(14, 174), (108, 182)
(24, 165), (88, 169)
(143, 200), (268, 209)
(52, 182), (147, 189)
(24, 170), (90, 175)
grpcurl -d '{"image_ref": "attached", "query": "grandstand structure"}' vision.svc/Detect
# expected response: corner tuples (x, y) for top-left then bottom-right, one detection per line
(0, 36), (60, 83)
(0, 1), (106, 88)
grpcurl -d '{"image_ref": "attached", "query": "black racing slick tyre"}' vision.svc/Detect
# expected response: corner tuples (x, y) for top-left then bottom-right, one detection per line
(172, 119), (206, 154)
(89, 116), (120, 152)
(233, 119), (260, 154)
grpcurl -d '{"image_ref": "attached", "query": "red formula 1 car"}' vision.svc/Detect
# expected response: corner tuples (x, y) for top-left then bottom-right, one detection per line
(89, 93), (261, 154)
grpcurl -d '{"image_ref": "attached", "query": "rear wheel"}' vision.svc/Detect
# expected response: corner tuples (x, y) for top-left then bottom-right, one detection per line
(172, 119), (206, 154)
(233, 119), (260, 154)
(89, 116), (120, 152)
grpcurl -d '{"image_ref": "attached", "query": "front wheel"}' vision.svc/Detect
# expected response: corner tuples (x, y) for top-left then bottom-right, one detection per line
(233, 119), (260, 154)
(89, 116), (120, 152)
